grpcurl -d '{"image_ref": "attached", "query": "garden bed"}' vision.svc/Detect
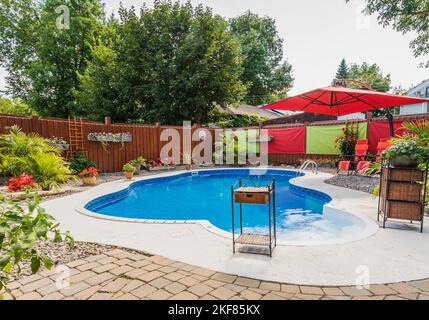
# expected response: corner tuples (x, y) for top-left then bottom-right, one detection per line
(324, 174), (379, 194)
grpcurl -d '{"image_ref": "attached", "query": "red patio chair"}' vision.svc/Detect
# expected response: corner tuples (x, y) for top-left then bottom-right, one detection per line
(354, 140), (369, 162)
(375, 138), (390, 162)
(337, 161), (351, 175)
(355, 161), (371, 175)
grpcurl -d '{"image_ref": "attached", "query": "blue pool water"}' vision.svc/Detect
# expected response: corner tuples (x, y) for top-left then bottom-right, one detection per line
(85, 169), (366, 242)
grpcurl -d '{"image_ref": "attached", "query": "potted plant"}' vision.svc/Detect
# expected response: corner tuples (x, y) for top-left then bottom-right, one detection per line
(382, 139), (421, 168)
(123, 163), (137, 180)
(183, 152), (192, 170)
(131, 156), (147, 172)
(79, 167), (99, 186)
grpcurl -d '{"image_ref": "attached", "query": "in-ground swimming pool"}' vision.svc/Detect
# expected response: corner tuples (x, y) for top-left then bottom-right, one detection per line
(83, 169), (370, 244)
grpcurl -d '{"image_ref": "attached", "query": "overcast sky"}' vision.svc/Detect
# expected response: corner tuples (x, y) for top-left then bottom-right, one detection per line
(1, 0), (428, 96)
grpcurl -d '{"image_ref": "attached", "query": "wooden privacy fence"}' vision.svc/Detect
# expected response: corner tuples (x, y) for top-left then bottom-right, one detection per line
(0, 114), (216, 172)
(1, 112), (429, 172)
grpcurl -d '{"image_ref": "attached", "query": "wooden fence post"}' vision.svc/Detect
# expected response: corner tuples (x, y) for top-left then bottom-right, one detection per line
(30, 115), (41, 134)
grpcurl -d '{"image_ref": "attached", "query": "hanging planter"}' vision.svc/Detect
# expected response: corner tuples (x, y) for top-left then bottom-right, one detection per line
(87, 132), (132, 142)
(88, 132), (132, 151)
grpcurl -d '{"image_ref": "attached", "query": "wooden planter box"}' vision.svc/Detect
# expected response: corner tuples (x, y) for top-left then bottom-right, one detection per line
(235, 187), (269, 204)
(385, 201), (423, 221)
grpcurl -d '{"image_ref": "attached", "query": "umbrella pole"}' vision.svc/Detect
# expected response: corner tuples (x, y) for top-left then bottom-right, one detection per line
(384, 108), (394, 137)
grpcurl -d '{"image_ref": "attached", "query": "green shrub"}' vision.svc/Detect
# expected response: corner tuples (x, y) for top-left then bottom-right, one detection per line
(0, 126), (74, 190)
(123, 163), (136, 173)
(25, 153), (74, 190)
(69, 151), (97, 174)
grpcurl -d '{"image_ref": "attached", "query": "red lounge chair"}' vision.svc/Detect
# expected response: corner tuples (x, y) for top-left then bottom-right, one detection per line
(337, 161), (351, 175)
(375, 138), (390, 162)
(355, 161), (371, 175)
(354, 140), (369, 162)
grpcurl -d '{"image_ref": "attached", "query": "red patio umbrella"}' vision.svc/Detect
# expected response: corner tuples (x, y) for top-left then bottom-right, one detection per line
(262, 80), (429, 136)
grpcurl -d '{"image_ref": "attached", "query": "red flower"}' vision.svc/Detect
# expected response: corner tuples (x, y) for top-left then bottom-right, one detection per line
(7, 175), (36, 192)
(79, 167), (99, 178)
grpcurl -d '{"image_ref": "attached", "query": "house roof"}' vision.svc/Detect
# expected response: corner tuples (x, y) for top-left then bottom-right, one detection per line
(224, 104), (285, 119)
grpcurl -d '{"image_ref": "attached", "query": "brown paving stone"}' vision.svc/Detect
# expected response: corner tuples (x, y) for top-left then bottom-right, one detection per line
(159, 266), (176, 273)
(110, 265), (134, 276)
(73, 285), (101, 300)
(203, 279), (225, 289)
(138, 271), (165, 283)
(85, 254), (108, 262)
(165, 282), (187, 294)
(169, 291), (199, 300)
(147, 289), (173, 300)
(240, 289), (262, 300)
(325, 295), (352, 300)
(17, 291), (42, 300)
(128, 259), (152, 268)
(76, 262), (100, 271)
(188, 284), (214, 297)
(368, 284), (397, 295)
(21, 278), (53, 293)
(60, 282), (91, 297)
(66, 259), (86, 268)
(115, 293), (139, 300)
(70, 270), (96, 283)
(99, 257), (118, 265)
(211, 273), (237, 284)
(261, 293), (287, 300)
(191, 268), (216, 277)
(272, 291), (294, 299)
(387, 282), (419, 294)
(322, 287), (344, 296)
(210, 287), (236, 300)
(230, 295), (245, 300)
(234, 277), (260, 288)
(19, 274), (42, 285)
(281, 284), (300, 294)
(224, 283), (247, 293)
(293, 294), (322, 300)
(124, 268), (147, 278)
(92, 263), (118, 274)
(115, 258), (133, 266)
(143, 263), (162, 271)
(121, 279), (144, 293)
(300, 286), (324, 295)
(131, 284), (157, 298)
(86, 272), (116, 286)
(42, 292), (64, 300)
(200, 294), (218, 300)
(191, 274), (209, 282)
(384, 295), (406, 300)
(339, 286), (372, 296)
(164, 272), (186, 282)
(89, 292), (113, 300)
(260, 282), (281, 291)
(398, 293), (419, 300)
(249, 288), (269, 295)
(178, 276), (200, 287)
(37, 283), (60, 296)
(101, 278), (129, 293)
(408, 280), (429, 292)
(149, 277), (172, 289)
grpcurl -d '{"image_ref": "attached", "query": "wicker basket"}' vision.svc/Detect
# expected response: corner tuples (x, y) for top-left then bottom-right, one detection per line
(382, 168), (424, 182)
(385, 201), (423, 221)
(235, 187), (269, 204)
(380, 180), (423, 202)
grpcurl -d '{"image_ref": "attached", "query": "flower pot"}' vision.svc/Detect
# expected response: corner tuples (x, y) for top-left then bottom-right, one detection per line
(124, 171), (134, 180)
(185, 164), (192, 170)
(82, 176), (97, 186)
(391, 156), (418, 168)
(132, 163), (141, 174)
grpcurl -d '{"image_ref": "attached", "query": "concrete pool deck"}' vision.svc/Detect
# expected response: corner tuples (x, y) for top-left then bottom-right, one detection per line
(41, 168), (429, 286)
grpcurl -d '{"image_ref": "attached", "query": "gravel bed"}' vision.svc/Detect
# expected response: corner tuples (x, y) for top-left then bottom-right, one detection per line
(1, 241), (150, 282)
(324, 174), (379, 194)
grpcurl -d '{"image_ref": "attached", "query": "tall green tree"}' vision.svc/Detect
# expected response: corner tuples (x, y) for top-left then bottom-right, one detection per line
(229, 11), (294, 105)
(0, 96), (36, 116)
(348, 0), (429, 67)
(76, 0), (246, 124)
(348, 62), (391, 92)
(0, 0), (104, 117)
(334, 58), (349, 81)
